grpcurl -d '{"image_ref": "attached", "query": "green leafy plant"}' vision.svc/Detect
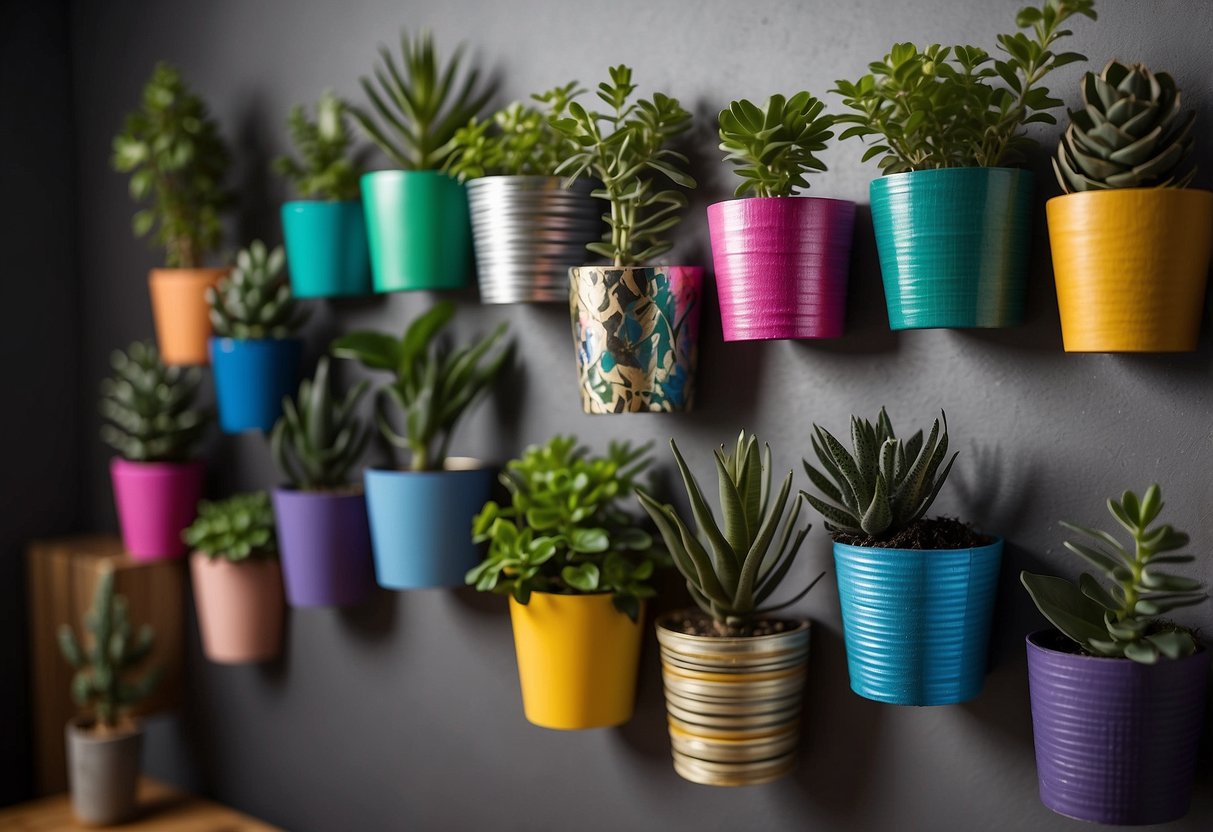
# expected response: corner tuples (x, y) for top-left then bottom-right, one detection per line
(467, 436), (665, 620)
(271, 357), (370, 490)
(58, 568), (162, 730)
(637, 433), (823, 635)
(206, 240), (308, 339)
(832, 0), (1096, 172)
(350, 30), (495, 170)
(554, 65), (696, 266)
(1022, 485), (1206, 664)
(804, 408), (956, 540)
(100, 341), (210, 463)
(330, 302), (511, 472)
(1054, 60), (1196, 193)
(183, 492), (277, 562)
(273, 90), (364, 200)
(718, 92), (835, 197)
(111, 62), (232, 268)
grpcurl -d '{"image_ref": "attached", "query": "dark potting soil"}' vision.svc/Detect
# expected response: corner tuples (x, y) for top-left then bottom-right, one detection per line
(666, 611), (801, 639)
(831, 516), (993, 550)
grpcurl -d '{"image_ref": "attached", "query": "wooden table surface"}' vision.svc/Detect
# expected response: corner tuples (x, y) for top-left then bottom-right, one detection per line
(0, 777), (282, 831)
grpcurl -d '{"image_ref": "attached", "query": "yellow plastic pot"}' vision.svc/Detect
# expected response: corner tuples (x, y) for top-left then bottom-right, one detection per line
(509, 592), (643, 730)
(1048, 188), (1213, 352)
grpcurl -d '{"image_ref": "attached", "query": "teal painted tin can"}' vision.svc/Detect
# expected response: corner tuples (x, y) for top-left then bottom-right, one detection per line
(280, 200), (372, 298)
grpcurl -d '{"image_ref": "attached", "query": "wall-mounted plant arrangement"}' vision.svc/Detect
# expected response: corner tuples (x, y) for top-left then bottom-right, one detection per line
(112, 62), (233, 365)
(833, 0), (1096, 330)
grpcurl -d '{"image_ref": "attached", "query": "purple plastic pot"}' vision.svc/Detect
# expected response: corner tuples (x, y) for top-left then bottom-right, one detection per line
(110, 458), (205, 561)
(707, 196), (855, 341)
(1026, 630), (1210, 825)
(272, 487), (375, 608)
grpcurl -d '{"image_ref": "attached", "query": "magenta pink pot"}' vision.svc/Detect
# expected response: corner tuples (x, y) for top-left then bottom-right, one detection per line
(707, 196), (855, 341)
(109, 458), (205, 562)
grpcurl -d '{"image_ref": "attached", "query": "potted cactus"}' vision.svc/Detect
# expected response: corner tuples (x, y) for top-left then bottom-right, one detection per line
(270, 357), (375, 608)
(554, 65), (701, 413)
(350, 31), (494, 293)
(467, 436), (666, 730)
(832, 0), (1096, 329)
(804, 409), (1002, 705)
(207, 240), (309, 433)
(101, 341), (210, 561)
(708, 92), (856, 341)
(112, 62), (232, 365)
(59, 568), (162, 826)
(444, 82), (601, 303)
(1048, 61), (1211, 351)
(183, 492), (284, 664)
(637, 433), (823, 786)
(1022, 485), (1209, 825)
(274, 90), (372, 299)
(332, 302), (511, 589)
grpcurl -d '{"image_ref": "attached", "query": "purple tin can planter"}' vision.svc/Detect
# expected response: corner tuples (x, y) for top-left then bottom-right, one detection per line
(1026, 630), (1210, 825)
(707, 196), (855, 341)
(272, 487), (375, 608)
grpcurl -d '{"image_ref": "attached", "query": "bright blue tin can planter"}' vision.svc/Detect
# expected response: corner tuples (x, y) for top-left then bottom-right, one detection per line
(833, 536), (1003, 705)
(870, 168), (1032, 330)
(363, 462), (493, 590)
(210, 337), (303, 434)
(281, 200), (372, 298)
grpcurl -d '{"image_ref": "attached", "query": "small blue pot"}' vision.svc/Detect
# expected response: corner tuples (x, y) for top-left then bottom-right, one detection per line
(363, 463), (493, 589)
(833, 536), (1003, 706)
(210, 337), (303, 434)
(281, 200), (372, 298)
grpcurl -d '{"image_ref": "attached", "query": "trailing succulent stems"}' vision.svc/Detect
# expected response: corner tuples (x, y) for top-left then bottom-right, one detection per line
(207, 240), (308, 339)
(718, 92), (835, 198)
(100, 341), (210, 463)
(183, 492), (278, 562)
(273, 90), (365, 201)
(271, 357), (370, 491)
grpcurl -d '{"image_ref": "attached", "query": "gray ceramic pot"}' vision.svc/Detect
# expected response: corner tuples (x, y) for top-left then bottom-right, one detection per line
(65, 717), (142, 825)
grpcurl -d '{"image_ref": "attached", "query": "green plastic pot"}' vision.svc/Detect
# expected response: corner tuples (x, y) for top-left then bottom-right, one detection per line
(361, 170), (472, 292)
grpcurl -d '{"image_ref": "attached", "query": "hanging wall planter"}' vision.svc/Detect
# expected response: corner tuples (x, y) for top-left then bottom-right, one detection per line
(362, 170), (472, 292)
(111, 459), (205, 561)
(149, 268), (228, 365)
(281, 201), (372, 298)
(211, 337), (303, 433)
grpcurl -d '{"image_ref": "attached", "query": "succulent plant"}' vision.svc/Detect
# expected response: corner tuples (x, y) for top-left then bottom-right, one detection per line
(100, 341), (210, 463)
(207, 240), (308, 339)
(1054, 60), (1196, 193)
(804, 408), (956, 540)
(182, 492), (277, 562)
(351, 30), (495, 170)
(58, 568), (162, 729)
(718, 92), (835, 198)
(273, 90), (364, 201)
(271, 357), (370, 490)
(1022, 485), (1206, 664)
(637, 433), (823, 635)
(331, 302), (511, 472)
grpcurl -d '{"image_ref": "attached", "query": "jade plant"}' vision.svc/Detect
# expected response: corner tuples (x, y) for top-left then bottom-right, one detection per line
(467, 436), (666, 620)
(206, 240), (308, 339)
(718, 93), (835, 197)
(351, 30), (495, 170)
(331, 302), (511, 472)
(554, 65), (696, 266)
(1054, 61), (1196, 192)
(100, 341), (210, 462)
(271, 357), (370, 490)
(59, 568), (162, 730)
(637, 433), (824, 635)
(1022, 485), (1206, 664)
(832, 0), (1097, 172)
(183, 492), (277, 562)
(273, 90), (364, 200)
(111, 62), (232, 268)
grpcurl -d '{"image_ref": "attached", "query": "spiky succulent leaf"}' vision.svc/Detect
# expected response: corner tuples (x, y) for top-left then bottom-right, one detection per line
(100, 341), (210, 462)
(273, 90), (364, 200)
(270, 357), (370, 490)
(182, 492), (277, 562)
(207, 240), (308, 339)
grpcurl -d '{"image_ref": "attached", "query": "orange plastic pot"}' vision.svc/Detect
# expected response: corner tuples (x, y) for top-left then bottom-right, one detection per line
(189, 553), (284, 664)
(148, 268), (227, 365)
(1048, 189), (1213, 352)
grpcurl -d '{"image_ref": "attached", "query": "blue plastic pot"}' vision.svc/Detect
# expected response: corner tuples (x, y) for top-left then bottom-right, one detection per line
(363, 462), (493, 589)
(870, 168), (1032, 330)
(209, 338), (303, 434)
(280, 200), (372, 298)
(833, 536), (1003, 705)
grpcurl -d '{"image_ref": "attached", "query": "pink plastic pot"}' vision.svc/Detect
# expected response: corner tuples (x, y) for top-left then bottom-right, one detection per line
(189, 553), (284, 664)
(707, 196), (855, 341)
(110, 458), (205, 562)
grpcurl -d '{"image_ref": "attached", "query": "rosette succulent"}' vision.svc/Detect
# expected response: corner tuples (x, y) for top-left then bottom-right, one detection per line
(207, 240), (308, 339)
(183, 492), (277, 562)
(100, 341), (210, 462)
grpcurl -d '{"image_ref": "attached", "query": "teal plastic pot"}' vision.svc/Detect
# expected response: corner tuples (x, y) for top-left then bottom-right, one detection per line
(870, 168), (1032, 329)
(361, 170), (472, 292)
(280, 200), (371, 298)
(833, 536), (1003, 705)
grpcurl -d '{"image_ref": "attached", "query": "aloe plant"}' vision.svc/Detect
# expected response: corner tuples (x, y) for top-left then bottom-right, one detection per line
(100, 341), (210, 463)
(271, 357), (370, 490)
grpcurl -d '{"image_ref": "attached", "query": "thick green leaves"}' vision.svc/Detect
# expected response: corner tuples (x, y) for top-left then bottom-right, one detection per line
(1021, 572), (1109, 648)
(718, 92), (834, 197)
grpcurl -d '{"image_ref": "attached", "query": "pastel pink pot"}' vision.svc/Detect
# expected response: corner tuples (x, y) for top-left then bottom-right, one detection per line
(110, 458), (205, 562)
(707, 196), (856, 341)
(189, 553), (284, 664)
